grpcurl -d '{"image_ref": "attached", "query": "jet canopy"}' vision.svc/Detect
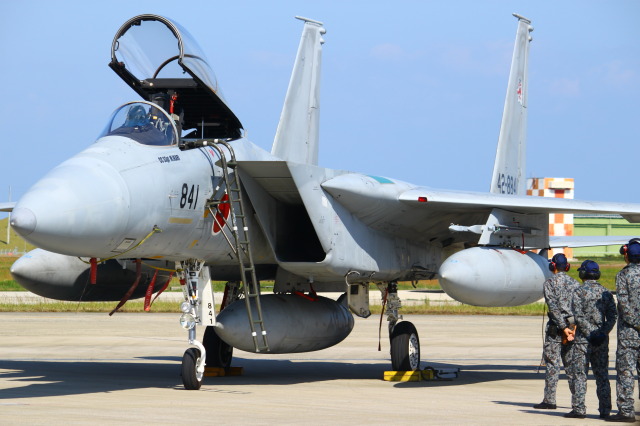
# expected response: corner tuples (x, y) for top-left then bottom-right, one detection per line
(109, 14), (243, 140)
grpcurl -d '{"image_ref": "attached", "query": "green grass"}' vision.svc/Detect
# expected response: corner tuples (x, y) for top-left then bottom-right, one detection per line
(0, 280), (23, 291)
(0, 300), (547, 315)
(0, 256), (18, 282)
(0, 217), (35, 254)
(370, 301), (547, 316)
(0, 300), (181, 313)
(565, 257), (624, 291)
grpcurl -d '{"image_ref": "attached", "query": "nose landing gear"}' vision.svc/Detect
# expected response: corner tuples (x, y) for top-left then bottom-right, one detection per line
(177, 260), (215, 390)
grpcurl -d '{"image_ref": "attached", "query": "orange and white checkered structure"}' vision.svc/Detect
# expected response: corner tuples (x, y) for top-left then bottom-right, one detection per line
(526, 177), (574, 259)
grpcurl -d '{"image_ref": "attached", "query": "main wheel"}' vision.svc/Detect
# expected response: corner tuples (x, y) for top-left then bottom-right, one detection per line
(203, 326), (233, 368)
(390, 321), (420, 371)
(181, 347), (203, 390)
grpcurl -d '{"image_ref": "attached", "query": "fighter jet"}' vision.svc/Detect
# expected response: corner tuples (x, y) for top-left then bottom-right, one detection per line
(6, 14), (640, 390)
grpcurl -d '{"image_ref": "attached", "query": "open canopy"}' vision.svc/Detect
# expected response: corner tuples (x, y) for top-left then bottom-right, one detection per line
(109, 14), (243, 140)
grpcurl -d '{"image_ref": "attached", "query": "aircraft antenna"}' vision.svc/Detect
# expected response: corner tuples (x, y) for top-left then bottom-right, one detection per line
(294, 16), (323, 25)
(6, 186), (10, 246)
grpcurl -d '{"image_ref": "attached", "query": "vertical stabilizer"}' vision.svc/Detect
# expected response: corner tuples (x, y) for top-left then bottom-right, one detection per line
(271, 17), (325, 165)
(490, 14), (533, 195)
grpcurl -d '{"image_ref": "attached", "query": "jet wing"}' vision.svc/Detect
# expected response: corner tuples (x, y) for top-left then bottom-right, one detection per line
(0, 202), (15, 212)
(322, 173), (640, 246)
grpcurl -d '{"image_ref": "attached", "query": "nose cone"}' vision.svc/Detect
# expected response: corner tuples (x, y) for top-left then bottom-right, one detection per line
(10, 207), (37, 236)
(12, 157), (130, 256)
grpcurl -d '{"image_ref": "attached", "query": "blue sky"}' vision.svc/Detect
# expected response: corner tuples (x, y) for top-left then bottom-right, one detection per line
(1, 0), (639, 220)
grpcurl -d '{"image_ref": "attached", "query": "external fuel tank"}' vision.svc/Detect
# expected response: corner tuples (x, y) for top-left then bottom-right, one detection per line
(214, 294), (354, 353)
(438, 247), (551, 307)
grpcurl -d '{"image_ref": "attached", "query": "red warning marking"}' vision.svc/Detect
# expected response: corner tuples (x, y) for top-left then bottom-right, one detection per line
(212, 193), (230, 234)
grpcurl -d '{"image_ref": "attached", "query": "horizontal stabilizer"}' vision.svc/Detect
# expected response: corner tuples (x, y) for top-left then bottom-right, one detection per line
(549, 235), (640, 249)
(0, 202), (16, 213)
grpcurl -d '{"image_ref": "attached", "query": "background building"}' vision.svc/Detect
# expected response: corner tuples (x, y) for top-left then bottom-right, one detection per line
(527, 177), (574, 258)
(574, 214), (640, 257)
(527, 177), (640, 259)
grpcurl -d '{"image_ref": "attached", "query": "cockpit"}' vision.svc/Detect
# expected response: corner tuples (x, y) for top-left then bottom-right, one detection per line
(108, 14), (243, 142)
(100, 101), (177, 146)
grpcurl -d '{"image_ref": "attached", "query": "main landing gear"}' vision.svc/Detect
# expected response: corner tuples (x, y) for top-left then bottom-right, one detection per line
(379, 281), (421, 371)
(390, 321), (420, 371)
(203, 322), (233, 369)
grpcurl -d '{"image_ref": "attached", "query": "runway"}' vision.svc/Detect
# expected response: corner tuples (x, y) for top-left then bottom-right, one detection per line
(0, 313), (637, 424)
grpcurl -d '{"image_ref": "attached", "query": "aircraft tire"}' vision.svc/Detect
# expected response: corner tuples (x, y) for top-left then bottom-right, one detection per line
(203, 326), (233, 368)
(390, 321), (420, 371)
(181, 347), (203, 390)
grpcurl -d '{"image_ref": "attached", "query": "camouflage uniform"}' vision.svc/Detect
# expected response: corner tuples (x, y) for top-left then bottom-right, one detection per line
(569, 280), (617, 416)
(614, 262), (640, 417)
(541, 271), (581, 405)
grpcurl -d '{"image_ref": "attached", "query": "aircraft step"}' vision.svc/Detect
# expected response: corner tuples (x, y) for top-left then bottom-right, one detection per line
(254, 345), (269, 353)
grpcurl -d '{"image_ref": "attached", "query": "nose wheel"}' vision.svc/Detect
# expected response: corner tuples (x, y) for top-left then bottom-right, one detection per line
(177, 260), (213, 390)
(181, 347), (204, 390)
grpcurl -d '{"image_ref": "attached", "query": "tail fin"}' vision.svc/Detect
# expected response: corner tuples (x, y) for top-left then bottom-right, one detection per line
(271, 17), (325, 165)
(490, 14), (533, 195)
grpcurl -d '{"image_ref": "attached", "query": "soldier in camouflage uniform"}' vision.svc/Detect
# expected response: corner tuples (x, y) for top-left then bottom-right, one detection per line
(534, 253), (581, 410)
(564, 260), (616, 419)
(607, 239), (640, 423)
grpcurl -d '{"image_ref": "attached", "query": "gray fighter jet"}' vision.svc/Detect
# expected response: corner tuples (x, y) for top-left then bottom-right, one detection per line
(4, 14), (640, 390)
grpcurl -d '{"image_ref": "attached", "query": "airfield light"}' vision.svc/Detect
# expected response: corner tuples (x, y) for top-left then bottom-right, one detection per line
(180, 313), (196, 330)
(180, 301), (192, 314)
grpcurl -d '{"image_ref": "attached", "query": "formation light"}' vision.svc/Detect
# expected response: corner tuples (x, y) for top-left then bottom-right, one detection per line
(180, 301), (192, 313)
(180, 313), (196, 330)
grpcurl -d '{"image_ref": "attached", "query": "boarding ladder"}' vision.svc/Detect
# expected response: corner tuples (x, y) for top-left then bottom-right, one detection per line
(203, 140), (269, 353)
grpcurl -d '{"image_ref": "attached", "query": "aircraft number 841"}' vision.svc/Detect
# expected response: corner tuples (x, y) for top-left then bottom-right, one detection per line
(180, 184), (200, 209)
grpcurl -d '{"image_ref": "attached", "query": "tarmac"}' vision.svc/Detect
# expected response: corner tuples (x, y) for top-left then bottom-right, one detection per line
(1, 312), (638, 425)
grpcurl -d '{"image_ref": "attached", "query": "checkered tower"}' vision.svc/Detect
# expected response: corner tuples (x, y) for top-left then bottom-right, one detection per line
(526, 178), (574, 259)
